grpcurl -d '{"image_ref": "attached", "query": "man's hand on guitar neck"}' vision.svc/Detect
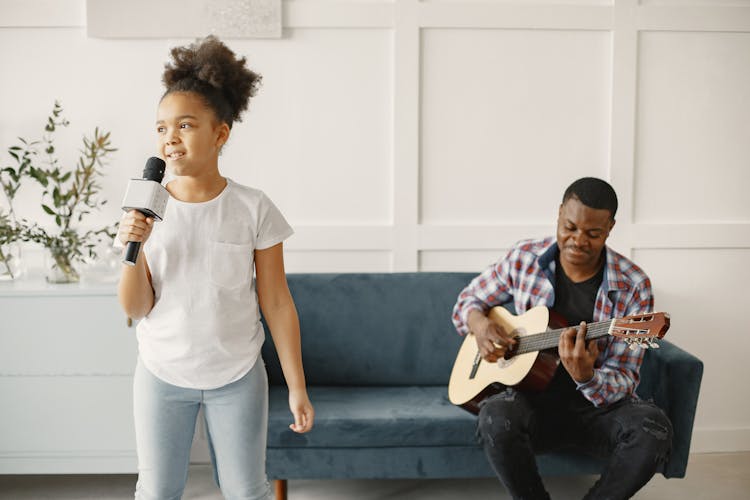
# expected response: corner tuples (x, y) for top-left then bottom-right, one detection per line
(559, 321), (600, 384)
(467, 309), (517, 363)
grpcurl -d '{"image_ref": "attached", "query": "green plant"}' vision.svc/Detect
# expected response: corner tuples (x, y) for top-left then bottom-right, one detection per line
(2, 137), (34, 220)
(0, 127), (35, 279)
(13, 101), (118, 282)
(0, 210), (22, 279)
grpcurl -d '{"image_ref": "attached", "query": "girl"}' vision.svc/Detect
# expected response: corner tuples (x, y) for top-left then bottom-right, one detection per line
(117, 36), (314, 500)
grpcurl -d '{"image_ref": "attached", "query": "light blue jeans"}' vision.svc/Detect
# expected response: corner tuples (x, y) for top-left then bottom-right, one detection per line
(133, 357), (272, 500)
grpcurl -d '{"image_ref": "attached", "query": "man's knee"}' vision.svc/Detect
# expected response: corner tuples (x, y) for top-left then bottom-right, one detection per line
(619, 401), (673, 459)
(477, 389), (530, 447)
(641, 407), (673, 456)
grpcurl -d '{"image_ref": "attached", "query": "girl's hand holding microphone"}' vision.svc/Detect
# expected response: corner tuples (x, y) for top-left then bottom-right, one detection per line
(118, 210), (154, 248)
(118, 156), (167, 265)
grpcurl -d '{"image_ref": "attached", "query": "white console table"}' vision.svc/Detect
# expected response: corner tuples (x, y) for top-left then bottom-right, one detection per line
(0, 279), (138, 474)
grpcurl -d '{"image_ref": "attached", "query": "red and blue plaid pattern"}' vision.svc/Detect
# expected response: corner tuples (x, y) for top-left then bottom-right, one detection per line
(452, 237), (654, 407)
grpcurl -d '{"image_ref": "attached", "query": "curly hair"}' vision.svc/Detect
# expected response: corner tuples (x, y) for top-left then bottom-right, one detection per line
(162, 35), (262, 128)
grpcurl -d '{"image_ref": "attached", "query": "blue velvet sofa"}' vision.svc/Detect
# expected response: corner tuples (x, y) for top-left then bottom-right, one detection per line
(261, 273), (703, 499)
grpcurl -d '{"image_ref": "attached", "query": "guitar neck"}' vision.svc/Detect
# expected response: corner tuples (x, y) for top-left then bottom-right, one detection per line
(514, 319), (614, 355)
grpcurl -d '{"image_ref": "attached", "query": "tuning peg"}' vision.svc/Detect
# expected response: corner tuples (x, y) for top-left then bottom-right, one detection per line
(648, 340), (660, 349)
(628, 341), (638, 351)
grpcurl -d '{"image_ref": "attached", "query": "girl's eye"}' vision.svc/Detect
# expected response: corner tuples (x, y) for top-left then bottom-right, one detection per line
(180, 123), (191, 129)
(157, 126), (166, 133)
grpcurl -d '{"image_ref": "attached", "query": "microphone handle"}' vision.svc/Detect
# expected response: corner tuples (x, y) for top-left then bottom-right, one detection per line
(123, 240), (141, 266)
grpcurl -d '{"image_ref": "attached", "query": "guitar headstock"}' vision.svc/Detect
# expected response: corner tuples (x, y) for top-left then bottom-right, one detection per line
(610, 312), (670, 350)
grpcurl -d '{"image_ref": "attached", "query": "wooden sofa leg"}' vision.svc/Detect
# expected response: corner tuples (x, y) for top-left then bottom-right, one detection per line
(274, 479), (288, 500)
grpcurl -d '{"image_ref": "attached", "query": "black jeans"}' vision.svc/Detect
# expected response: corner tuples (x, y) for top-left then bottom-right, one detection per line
(476, 381), (672, 500)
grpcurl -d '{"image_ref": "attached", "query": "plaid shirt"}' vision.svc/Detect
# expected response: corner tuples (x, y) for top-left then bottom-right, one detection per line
(452, 236), (654, 407)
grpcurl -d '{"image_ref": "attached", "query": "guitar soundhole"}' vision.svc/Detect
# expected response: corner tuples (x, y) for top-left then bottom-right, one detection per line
(503, 327), (526, 360)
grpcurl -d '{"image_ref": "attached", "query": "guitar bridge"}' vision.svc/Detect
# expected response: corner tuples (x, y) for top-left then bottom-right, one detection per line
(469, 351), (482, 379)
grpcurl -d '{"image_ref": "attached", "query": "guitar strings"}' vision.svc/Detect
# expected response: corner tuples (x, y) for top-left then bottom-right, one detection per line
(513, 322), (613, 354)
(518, 321), (609, 352)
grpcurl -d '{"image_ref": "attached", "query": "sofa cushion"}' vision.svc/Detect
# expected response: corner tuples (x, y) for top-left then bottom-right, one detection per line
(262, 273), (477, 386)
(267, 386), (479, 448)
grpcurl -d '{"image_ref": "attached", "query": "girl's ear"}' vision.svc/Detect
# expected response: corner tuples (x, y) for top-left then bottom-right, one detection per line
(216, 122), (231, 149)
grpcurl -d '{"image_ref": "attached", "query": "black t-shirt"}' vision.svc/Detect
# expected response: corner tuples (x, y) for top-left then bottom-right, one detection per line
(551, 254), (604, 327)
(546, 252), (605, 398)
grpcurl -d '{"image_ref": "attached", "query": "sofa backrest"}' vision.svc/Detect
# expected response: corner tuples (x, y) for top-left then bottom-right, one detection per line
(262, 272), (476, 386)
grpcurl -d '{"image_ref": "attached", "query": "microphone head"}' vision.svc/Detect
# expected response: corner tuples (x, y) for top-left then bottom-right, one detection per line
(142, 157), (166, 183)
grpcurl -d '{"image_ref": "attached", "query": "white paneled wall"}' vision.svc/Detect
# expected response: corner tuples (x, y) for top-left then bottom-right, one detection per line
(1, 0), (749, 453)
(421, 28), (611, 226)
(635, 31), (750, 224)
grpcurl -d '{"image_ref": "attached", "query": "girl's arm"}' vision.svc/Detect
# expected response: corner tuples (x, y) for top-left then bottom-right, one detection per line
(117, 210), (155, 320)
(255, 242), (314, 434)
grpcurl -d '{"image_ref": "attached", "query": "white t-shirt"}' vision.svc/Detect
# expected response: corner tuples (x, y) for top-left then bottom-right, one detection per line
(135, 178), (293, 389)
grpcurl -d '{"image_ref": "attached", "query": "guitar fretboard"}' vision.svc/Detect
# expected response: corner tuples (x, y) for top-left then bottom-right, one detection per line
(513, 319), (614, 355)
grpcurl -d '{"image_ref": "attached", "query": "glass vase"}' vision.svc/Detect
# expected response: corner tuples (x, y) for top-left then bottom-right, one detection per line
(46, 246), (80, 284)
(80, 245), (121, 284)
(0, 242), (23, 281)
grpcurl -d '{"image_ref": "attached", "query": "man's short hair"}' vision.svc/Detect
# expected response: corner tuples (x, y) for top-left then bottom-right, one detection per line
(562, 177), (618, 219)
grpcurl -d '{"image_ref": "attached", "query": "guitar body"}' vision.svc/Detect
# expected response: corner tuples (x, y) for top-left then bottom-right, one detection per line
(448, 306), (561, 414)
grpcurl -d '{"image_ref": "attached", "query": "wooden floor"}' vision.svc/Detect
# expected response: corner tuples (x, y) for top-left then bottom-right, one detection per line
(0, 452), (748, 499)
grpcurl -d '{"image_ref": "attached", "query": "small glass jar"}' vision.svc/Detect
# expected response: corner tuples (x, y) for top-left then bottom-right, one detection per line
(0, 242), (24, 281)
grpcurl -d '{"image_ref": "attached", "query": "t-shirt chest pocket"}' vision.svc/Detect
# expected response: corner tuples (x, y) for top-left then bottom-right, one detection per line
(209, 241), (254, 289)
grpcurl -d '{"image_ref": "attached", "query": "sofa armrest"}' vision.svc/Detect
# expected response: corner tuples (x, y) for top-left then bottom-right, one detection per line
(636, 339), (704, 478)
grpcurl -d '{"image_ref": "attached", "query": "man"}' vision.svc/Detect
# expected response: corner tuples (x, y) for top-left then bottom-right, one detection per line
(452, 177), (672, 499)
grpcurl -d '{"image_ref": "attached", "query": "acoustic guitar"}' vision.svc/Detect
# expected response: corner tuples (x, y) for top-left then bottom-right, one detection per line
(448, 306), (670, 414)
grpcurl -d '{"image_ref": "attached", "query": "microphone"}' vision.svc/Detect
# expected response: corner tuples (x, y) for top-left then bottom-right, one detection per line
(120, 157), (168, 266)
